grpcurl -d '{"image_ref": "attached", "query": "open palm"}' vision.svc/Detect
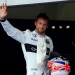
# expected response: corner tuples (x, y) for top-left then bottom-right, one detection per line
(0, 3), (7, 19)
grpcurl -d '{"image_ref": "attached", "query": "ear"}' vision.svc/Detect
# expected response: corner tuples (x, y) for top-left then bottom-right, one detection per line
(34, 21), (37, 26)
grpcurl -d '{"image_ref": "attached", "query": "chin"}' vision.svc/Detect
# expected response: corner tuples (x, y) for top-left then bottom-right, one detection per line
(39, 30), (43, 33)
(39, 31), (44, 34)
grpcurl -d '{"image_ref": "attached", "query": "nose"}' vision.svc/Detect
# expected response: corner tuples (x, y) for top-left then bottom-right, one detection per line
(40, 24), (44, 28)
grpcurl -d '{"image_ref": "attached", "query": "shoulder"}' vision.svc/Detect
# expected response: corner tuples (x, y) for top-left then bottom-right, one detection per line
(21, 29), (32, 34)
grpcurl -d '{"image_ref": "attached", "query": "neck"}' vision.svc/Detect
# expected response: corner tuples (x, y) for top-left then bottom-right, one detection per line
(35, 29), (45, 36)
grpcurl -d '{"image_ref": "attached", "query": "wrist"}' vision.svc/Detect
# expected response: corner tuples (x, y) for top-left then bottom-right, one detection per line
(0, 17), (6, 22)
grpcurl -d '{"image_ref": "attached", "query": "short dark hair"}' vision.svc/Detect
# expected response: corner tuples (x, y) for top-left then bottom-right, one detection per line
(36, 13), (49, 24)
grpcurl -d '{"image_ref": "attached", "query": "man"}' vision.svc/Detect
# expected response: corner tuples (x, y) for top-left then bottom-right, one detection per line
(0, 3), (53, 75)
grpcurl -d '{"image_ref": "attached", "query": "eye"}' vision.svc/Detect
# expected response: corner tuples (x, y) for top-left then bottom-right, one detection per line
(44, 24), (47, 26)
(39, 22), (42, 25)
(44, 24), (46, 26)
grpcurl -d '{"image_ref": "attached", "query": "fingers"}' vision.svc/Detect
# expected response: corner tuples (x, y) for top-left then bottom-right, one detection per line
(0, 6), (2, 9)
(2, 3), (7, 10)
(0, 3), (7, 10)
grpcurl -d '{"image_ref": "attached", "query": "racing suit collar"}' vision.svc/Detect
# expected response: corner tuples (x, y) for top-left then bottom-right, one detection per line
(32, 30), (46, 38)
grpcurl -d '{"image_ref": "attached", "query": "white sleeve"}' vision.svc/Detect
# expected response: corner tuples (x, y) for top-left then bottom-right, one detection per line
(49, 37), (54, 52)
(0, 19), (26, 44)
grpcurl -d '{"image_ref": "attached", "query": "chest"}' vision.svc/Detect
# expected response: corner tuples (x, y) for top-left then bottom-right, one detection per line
(24, 34), (51, 56)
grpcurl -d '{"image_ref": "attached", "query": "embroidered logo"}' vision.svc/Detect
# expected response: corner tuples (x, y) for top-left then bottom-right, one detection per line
(31, 38), (38, 41)
(46, 39), (50, 44)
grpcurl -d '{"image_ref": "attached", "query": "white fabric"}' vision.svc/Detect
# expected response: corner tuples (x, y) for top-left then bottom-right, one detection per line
(37, 37), (46, 66)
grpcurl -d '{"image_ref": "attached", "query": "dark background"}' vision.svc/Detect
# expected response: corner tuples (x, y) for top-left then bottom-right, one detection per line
(0, 19), (75, 75)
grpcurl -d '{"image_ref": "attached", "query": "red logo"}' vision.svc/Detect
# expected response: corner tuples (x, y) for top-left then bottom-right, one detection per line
(47, 61), (70, 73)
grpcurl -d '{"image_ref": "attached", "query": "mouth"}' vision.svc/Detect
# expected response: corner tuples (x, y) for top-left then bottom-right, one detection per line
(39, 28), (43, 30)
(39, 29), (44, 32)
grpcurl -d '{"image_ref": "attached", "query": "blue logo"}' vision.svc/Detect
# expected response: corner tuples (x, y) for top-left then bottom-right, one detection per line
(31, 38), (38, 41)
(32, 34), (37, 37)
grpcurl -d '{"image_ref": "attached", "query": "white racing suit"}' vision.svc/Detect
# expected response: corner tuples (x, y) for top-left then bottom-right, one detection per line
(0, 20), (53, 75)
(47, 57), (71, 75)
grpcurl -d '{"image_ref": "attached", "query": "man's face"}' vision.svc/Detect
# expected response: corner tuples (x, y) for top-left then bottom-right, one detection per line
(34, 18), (49, 35)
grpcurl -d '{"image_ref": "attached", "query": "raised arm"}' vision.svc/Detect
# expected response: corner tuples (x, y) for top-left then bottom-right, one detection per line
(0, 4), (26, 44)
